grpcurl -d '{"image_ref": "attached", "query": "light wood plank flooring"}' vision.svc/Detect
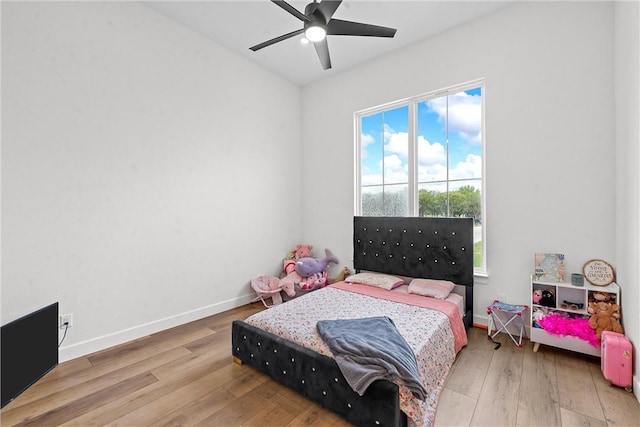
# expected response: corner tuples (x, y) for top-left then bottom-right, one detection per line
(2, 302), (638, 426)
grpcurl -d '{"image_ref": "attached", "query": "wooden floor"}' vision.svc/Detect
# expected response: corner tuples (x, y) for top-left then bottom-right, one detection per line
(2, 302), (639, 427)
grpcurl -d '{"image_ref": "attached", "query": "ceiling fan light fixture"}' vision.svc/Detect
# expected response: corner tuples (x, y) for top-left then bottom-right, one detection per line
(305, 24), (326, 42)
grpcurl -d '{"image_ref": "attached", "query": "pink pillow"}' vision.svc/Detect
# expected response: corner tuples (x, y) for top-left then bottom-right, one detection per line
(345, 272), (404, 290)
(408, 278), (456, 299)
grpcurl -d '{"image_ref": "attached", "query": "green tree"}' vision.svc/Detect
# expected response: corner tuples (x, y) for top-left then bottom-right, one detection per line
(418, 190), (446, 217)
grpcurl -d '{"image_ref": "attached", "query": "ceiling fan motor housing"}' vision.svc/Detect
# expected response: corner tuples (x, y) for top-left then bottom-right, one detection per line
(304, 2), (326, 32)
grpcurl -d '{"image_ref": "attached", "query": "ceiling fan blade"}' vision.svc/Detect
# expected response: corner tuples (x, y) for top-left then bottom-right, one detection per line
(249, 28), (304, 51)
(272, 0), (310, 22)
(326, 19), (397, 38)
(317, 0), (342, 22)
(313, 38), (332, 70)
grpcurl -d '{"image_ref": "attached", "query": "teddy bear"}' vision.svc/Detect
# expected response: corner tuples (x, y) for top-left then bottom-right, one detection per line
(588, 302), (623, 340)
(592, 292), (612, 303)
(331, 266), (352, 283)
(284, 243), (313, 262)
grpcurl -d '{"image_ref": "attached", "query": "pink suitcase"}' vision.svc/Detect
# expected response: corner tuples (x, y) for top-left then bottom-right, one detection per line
(601, 330), (633, 392)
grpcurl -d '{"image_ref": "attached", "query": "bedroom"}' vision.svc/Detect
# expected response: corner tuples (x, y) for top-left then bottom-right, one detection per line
(2, 0), (639, 425)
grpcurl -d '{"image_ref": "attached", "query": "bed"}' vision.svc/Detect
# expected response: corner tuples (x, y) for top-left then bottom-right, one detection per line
(232, 216), (474, 426)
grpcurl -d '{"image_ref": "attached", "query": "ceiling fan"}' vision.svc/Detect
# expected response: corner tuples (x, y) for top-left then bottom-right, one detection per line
(249, 0), (397, 70)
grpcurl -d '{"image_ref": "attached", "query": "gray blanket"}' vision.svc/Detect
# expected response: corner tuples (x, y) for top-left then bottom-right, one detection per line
(316, 316), (427, 400)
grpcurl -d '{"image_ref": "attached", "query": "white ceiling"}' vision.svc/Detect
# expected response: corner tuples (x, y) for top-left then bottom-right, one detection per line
(142, 1), (513, 86)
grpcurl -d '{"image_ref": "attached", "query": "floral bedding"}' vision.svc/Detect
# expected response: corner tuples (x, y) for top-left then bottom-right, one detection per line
(244, 283), (466, 427)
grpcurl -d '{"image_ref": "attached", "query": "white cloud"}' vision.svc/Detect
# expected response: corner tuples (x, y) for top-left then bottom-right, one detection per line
(417, 135), (446, 166)
(427, 92), (482, 145)
(385, 131), (408, 157)
(417, 153), (482, 183)
(450, 153), (482, 180)
(361, 132), (375, 148)
(418, 162), (447, 182)
(383, 154), (408, 184)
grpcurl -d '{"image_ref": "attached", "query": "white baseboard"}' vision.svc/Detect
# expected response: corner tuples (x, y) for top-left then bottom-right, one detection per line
(58, 293), (255, 363)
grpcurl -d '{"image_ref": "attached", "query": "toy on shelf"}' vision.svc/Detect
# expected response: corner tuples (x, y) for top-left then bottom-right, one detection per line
(532, 289), (542, 304)
(539, 289), (556, 308)
(589, 303), (623, 340)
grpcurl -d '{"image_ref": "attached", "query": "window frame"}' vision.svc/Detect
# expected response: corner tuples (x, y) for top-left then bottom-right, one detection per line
(354, 79), (486, 276)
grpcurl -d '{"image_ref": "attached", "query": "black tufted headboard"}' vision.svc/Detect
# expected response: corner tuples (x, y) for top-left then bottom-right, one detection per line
(353, 216), (474, 328)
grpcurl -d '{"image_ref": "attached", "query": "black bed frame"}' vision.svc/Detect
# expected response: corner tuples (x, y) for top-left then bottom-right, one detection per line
(232, 217), (474, 426)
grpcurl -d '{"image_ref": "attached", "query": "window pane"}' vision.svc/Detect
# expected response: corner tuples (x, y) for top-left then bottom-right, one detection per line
(448, 89), (482, 180)
(362, 186), (384, 216)
(361, 113), (383, 186)
(383, 106), (409, 185)
(417, 98), (447, 184)
(361, 185), (408, 216)
(418, 183), (447, 217)
(383, 184), (408, 216)
(448, 180), (481, 220)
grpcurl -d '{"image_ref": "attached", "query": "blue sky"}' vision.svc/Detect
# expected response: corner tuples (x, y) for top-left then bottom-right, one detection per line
(361, 87), (482, 191)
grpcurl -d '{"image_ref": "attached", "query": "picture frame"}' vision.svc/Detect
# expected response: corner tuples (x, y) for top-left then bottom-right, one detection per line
(582, 259), (615, 287)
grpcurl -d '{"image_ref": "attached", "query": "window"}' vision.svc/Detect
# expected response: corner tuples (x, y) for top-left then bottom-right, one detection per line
(355, 80), (485, 274)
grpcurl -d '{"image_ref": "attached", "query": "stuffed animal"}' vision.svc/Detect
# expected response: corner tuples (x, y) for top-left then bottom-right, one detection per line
(295, 248), (339, 277)
(587, 301), (600, 315)
(532, 289), (542, 304)
(592, 292), (613, 303)
(276, 272), (297, 297)
(331, 266), (352, 283)
(285, 243), (314, 261)
(539, 289), (556, 307)
(589, 303), (623, 339)
(300, 271), (329, 290)
(532, 306), (549, 327)
(280, 256), (329, 296)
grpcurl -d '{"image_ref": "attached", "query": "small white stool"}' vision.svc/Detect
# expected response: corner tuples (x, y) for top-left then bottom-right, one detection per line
(487, 300), (528, 349)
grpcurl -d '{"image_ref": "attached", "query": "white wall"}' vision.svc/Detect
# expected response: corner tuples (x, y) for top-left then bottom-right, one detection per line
(2, 2), (302, 361)
(302, 2), (620, 323)
(614, 0), (640, 399)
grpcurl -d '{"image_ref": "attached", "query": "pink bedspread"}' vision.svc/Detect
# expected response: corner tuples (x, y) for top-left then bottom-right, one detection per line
(330, 282), (468, 353)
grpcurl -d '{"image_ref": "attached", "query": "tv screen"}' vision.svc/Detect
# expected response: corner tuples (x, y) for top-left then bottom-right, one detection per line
(1, 302), (59, 407)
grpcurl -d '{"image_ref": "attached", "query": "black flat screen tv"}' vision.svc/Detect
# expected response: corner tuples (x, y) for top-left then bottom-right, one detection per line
(1, 302), (59, 408)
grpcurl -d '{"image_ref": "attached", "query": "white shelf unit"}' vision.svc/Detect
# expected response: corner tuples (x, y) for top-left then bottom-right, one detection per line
(530, 276), (620, 356)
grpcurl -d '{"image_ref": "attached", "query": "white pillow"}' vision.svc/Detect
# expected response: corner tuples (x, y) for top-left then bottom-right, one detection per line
(408, 278), (456, 299)
(344, 272), (404, 290)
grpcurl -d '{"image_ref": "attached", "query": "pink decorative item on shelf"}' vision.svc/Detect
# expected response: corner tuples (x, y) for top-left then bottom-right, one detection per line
(532, 289), (542, 303)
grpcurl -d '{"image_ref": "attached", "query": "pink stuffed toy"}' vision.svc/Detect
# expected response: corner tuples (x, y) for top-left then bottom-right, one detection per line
(285, 243), (313, 261)
(300, 271), (329, 290)
(532, 289), (542, 304)
(280, 249), (329, 294)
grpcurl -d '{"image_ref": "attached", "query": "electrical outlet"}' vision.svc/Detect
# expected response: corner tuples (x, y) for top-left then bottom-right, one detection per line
(60, 313), (73, 329)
